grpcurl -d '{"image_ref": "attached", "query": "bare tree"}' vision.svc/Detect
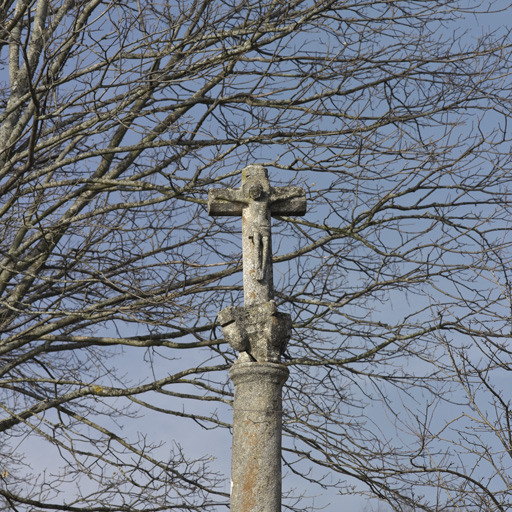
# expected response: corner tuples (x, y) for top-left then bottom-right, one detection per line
(1, 0), (512, 510)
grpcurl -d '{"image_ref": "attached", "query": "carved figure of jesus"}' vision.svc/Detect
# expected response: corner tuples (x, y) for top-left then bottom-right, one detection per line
(208, 165), (306, 307)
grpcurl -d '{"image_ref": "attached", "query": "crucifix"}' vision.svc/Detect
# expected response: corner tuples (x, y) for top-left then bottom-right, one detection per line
(208, 165), (306, 512)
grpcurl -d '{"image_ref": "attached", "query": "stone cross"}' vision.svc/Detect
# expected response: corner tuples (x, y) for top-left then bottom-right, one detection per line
(208, 165), (306, 362)
(209, 165), (306, 512)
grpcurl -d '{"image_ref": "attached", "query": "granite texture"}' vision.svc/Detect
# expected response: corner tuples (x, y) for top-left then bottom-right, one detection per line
(208, 167), (305, 512)
(230, 363), (289, 512)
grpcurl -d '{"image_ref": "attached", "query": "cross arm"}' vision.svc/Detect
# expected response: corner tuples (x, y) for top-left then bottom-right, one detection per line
(208, 188), (247, 216)
(269, 186), (307, 217)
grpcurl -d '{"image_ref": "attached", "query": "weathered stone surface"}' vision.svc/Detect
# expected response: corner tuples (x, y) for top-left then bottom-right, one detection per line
(218, 300), (291, 363)
(229, 362), (289, 512)
(208, 167), (306, 512)
(207, 166), (306, 217)
(208, 165), (306, 308)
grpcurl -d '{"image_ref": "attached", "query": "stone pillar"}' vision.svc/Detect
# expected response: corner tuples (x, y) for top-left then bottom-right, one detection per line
(208, 167), (306, 512)
(230, 362), (289, 512)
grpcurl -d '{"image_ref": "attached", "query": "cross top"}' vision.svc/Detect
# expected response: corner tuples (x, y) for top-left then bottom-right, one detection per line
(208, 165), (306, 307)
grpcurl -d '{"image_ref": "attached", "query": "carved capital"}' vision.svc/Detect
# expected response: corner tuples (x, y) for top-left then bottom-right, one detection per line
(218, 300), (291, 363)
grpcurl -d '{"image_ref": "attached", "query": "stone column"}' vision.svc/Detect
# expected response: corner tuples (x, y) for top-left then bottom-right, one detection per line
(208, 167), (306, 512)
(230, 363), (289, 512)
